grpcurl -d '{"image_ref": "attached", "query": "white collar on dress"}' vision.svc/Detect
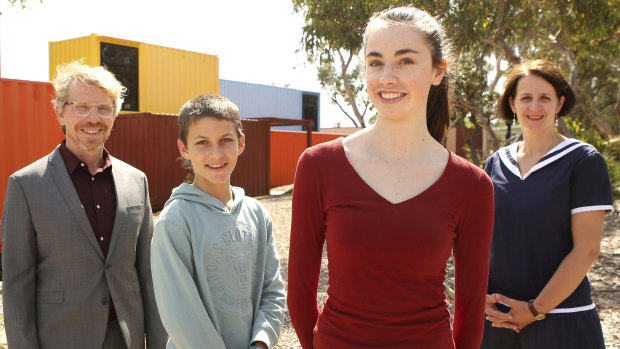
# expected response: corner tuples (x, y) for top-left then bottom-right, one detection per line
(498, 138), (587, 180)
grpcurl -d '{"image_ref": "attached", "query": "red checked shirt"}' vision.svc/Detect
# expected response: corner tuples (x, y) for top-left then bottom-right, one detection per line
(59, 141), (116, 257)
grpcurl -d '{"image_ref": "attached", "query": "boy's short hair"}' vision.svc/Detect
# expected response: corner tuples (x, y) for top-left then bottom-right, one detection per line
(178, 94), (243, 145)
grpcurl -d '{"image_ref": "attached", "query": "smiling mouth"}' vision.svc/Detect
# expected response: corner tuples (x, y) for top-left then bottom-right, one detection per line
(81, 128), (102, 134)
(527, 115), (544, 120)
(381, 92), (404, 100)
(207, 163), (226, 169)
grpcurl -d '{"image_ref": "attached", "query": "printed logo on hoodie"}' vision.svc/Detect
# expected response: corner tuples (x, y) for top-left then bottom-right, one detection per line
(206, 223), (256, 314)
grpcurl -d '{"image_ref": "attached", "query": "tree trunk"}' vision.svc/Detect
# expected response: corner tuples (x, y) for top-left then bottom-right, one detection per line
(454, 97), (498, 158)
(578, 88), (614, 138)
(337, 50), (366, 128)
(583, 112), (613, 138)
(505, 120), (512, 143)
(556, 118), (574, 138)
(548, 37), (577, 138)
(615, 89), (620, 130)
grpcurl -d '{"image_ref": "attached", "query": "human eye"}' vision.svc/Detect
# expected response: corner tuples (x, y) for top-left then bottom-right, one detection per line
(368, 60), (383, 68)
(74, 103), (91, 114)
(520, 96), (532, 101)
(401, 57), (415, 65)
(97, 104), (114, 115)
(221, 137), (234, 143)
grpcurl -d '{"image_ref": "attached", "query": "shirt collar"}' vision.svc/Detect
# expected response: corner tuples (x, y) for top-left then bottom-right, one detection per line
(499, 138), (584, 180)
(59, 140), (113, 175)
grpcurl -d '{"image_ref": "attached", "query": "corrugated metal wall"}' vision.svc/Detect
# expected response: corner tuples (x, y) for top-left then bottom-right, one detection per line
(232, 119), (271, 198)
(270, 130), (345, 187)
(106, 114), (271, 210)
(0, 78), (63, 219)
(0, 81), (337, 217)
(220, 79), (302, 118)
(48, 34), (219, 115)
(0, 79), (344, 218)
(105, 113), (190, 210)
(270, 131), (306, 187)
(49, 34), (101, 76)
(220, 79), (305, 131)
(139, 42), (219, 115)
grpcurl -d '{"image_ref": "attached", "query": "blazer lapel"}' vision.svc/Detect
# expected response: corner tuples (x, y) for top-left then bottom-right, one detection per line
(49, 146), (105, 260)
(106, 156), (125, 262)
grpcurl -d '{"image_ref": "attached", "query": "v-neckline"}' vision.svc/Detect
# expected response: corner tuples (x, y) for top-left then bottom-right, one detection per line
(339, 138), (452, 205)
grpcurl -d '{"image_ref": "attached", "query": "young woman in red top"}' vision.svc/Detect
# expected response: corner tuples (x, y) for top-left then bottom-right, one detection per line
(288, 6), (495, 349)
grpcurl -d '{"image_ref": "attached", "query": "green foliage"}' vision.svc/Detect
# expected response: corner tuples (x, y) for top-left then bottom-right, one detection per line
(566, 117), (607, 150)
(6, 0), (41, 8)
(602, 139), (620, 197)
(295, 0), (619, 144)
(292, 0), (414, 127)
(568, 119), (620, 197)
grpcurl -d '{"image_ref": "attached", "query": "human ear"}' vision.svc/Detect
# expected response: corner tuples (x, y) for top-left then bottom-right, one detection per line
(238, 134), (246, 156)
(508, 96), (516, 113)
(431, 60), (447, 86)
(56, 106), (65, 127)
(177, 139), (190, 160)
(556, 96), (565, 114)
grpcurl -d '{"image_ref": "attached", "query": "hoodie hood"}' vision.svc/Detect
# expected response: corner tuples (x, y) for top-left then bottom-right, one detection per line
(163, 183), (245, 214)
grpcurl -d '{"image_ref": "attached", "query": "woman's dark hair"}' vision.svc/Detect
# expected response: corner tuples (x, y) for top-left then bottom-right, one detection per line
(497, 59), (576, 122)
(364, 6), (456, 143)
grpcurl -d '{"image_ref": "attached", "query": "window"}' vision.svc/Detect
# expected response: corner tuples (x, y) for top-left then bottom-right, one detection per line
(100, 42), (139, 111)
(302, 93), (319, 131)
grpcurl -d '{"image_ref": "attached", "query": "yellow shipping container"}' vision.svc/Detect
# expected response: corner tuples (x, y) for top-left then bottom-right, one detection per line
(49, 33), (219, 115)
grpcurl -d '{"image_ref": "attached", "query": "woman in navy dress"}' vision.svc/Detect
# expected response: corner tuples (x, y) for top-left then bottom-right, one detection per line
(481, 59), (612, 349)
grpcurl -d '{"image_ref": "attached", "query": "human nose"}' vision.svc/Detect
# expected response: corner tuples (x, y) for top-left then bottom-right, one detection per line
(379, 64), (397, 85)
(529, 99), (543, 111)
(83, 107), (101, 121)
(208, 144), (224, 158)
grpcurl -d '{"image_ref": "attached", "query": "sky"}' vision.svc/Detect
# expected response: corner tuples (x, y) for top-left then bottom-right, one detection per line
(0, 0), (351, 128)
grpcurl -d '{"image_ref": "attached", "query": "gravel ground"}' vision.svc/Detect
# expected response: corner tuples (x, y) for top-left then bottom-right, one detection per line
(0, 187), (617, 348)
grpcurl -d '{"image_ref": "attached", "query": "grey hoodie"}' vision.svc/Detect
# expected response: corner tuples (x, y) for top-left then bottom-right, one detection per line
(151, 183), (286, 349)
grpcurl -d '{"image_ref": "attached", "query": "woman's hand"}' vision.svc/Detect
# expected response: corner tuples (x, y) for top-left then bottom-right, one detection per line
(485, 293), (517, 331)
(487, 294), (535, 332)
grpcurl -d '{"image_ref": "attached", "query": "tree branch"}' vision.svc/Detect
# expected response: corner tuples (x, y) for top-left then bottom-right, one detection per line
(338, 49), (366, 127)
(329, 94), (360, 127)
(590, 30), (620, 46)
(487, 0), (539, 64)
(615, 89), (620, 129)
(488, 54), (504, 94)
(577, 86), (613, 137)
(544, 28), (578, 88)
(494, 0), (539, 41)
(454, 97), (499, 156)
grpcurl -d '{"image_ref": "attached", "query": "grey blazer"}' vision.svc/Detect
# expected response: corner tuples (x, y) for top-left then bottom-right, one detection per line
(1, 146), (167, 349)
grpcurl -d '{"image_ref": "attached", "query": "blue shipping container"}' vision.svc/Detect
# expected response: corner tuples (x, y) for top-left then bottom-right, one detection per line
(219, 79), (320, 131)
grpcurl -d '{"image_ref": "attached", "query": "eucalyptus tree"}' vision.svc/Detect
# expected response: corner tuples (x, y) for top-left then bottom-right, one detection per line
(294, 0), (619, 159)
(292, 0), (414, 127)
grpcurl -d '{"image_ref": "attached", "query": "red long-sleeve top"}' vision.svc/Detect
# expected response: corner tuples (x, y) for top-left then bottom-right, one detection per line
(288, 139), (494, 349)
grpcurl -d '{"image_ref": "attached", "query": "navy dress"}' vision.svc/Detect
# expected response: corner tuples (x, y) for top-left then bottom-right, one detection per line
(481, 139), (613, 349)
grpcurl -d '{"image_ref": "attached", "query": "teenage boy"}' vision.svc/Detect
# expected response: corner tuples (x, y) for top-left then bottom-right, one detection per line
(151, 94), (286, 349)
